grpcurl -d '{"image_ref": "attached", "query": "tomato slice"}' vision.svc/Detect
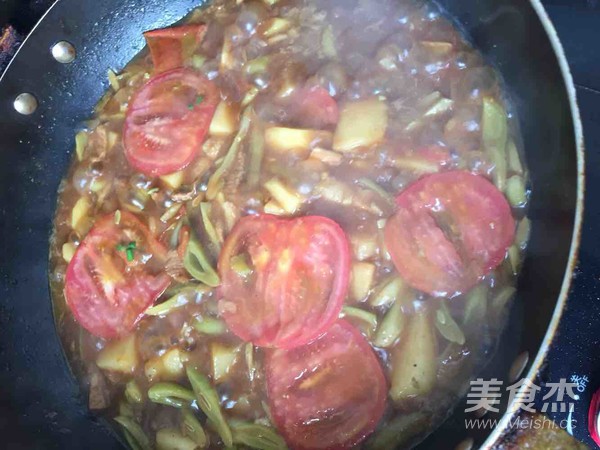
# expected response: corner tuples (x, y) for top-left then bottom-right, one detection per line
(266, 320), (387, 450)
(218, 214), (350, 349)
(384, 170), (515, 297)
(144, 25), (207, 73)
(64, 212), (171, 339)
(124, 68), (219, 176)
(294, 85), (339, 127)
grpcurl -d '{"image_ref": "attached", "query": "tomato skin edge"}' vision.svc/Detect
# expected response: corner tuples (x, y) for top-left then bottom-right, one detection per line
(265, 320), (388, 450)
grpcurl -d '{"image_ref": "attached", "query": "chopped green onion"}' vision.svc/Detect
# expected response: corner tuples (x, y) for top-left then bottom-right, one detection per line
(117, 241), (137, 261)
(186, 366), (233, 447)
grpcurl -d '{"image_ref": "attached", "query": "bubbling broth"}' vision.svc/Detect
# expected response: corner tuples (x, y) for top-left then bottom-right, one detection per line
(49, 0), (530, 448)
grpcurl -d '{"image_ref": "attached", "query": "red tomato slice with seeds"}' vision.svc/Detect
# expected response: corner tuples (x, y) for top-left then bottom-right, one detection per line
(64, 212), (171, 339)
(384, 170), (515, 297)
(218, 214), (350, 349)
(266, 320), (387, 450)
(144, 24), (207, 73)
(124, 68), (219, 176)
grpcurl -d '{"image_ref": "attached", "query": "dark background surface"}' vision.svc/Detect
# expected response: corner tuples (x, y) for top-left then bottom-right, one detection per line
(0, 0), (598, 448)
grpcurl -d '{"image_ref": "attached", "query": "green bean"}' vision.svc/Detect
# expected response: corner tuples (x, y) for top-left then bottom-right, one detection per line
(247, 120), (265, 189)
(367, 412), (428, 450)
(321, 25), (336, 58)
(182, 407), (208, 448)
(245, 56), (271, 75)
(372, 301), (405, 348)
(186, 366), (233, 447)
(123, 429), (143, 450)
(183, 234), (220, 287)
(148, 383), (195, 409)
(207, 108), (252, 200)
(160, 204), (183, 223)
(463, 284), (488, 326)
(341, 306), (378, 334)
(156, 428), (198, 450)
(357, 178), (395, 207)
(435, 303), (466, 345)
(369, 277), (407, 308)
(115, 416), (151, 450)
(516, 217), (531, 250)
(506, 139), (523, 174)
(201, 202), (222, 251)
(119, 401), (134, 418)
(194, 316), (228, 335)
(146, 293), (190, 317)
(508, 245), (520, 275)
(230, 421), (287, 450)
(506, 175), (528, 207)
(125, 380), (143, 404)
(482, 97), (508, 191)
(245, 343), (256, 382)
(492, 286), (516, 313)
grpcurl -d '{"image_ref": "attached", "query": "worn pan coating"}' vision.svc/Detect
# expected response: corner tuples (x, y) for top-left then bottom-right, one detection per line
(0, 0), (583, 448)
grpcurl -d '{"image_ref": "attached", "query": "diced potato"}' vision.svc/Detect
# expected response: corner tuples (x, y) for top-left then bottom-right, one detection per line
(156, 428), (198, 450)
(418, 41), (454, 56)
(145, 348), (187, 382)
(350, 262), (376, 302)
(390, 309), (437, 402)
(350, 232), (379, 261)
(96, 334), (138, 374)
(160, 171), (185, 190)
(209, 101), (241, 137)
(265, 127), (332, 155)
(333, 99), (388, 152)
(264, 178), (303, 214)
(263, 200), (286, 216)
(258, 18), (292, 38)
(310, 147), (343, 166)
(211, 343), (241, 383)
(71, 197), (92, 235)
(75, 131), (89, 162)
(62, 242), (77, 263)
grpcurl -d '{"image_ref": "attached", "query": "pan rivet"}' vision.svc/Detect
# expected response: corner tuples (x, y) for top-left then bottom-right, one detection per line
(509, 351), (530, 382)
(51, 41), (76, 64)
(14, 93), (38, 115)
(455, 437), (474, 450)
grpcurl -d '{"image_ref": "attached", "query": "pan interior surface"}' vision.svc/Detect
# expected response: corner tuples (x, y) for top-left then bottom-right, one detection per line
(0, 0), (581, 449)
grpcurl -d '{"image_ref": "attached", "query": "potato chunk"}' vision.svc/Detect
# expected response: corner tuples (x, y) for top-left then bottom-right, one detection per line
(333, 99), (388, 152)
(96, 334), (138, 374)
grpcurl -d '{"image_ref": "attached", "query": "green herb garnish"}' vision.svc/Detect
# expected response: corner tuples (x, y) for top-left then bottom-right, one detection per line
(117, 241), (137, 262)
(187, 94), (205, 110)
